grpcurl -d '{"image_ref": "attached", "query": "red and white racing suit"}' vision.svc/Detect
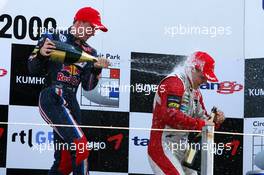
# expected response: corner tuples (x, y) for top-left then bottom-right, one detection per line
(148, 73), (209, 175)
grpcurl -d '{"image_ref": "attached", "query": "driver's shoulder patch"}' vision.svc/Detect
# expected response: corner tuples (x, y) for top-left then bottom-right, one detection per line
(167, 95), (181, 109)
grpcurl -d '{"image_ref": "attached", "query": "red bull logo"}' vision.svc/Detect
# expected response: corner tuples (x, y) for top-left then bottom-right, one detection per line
(62, 65), (80, 76)
(57, 73), (80, 86)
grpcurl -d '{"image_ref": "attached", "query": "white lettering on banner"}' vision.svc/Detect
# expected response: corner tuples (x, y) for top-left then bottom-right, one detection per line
(135, 83), (158, 95)
(93, 142), (106, 151)
(16, 76), (44, 84)
(248, 89), (264, 96)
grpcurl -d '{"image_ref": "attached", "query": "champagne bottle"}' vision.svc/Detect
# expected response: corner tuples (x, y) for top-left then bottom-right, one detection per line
(33, 40), (97, 63)
(49, 40), (98, 63)
(182, 107), (217, 171)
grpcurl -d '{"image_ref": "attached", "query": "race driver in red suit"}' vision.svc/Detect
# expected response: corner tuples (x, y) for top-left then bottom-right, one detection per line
(148, 51), (225, 175)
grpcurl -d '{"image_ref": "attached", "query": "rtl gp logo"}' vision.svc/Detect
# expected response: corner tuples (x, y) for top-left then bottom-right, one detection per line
(0, 69), (7, 77)
(11, 129), (53, 147)
(200, 81), (243, 94)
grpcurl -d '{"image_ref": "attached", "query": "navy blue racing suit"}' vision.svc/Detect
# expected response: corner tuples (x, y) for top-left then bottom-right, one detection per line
(28, 29), (101, 175)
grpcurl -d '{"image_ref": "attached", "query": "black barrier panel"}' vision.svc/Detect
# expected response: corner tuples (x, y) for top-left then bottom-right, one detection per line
(214, 118), (243, 175)
(182, 118), (243, 175)
(0, 105), (8, 168)
(130, 52), (186, 113)
(10, 44), (44, 106)
(6, 168), (48, 175)
(81, 110), (129, 172)
(245, 58), (264, 118)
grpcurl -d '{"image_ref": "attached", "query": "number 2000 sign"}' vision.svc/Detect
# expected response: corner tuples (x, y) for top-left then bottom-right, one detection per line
(0, 14), (56, 41)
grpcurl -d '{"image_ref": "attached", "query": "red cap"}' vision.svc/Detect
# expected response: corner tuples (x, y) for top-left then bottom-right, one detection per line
(191, 51), (218, 82)
(74, 7), (108, 32)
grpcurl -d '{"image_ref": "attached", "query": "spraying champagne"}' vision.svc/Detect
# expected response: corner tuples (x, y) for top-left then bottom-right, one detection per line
(33, 40), (98, 63)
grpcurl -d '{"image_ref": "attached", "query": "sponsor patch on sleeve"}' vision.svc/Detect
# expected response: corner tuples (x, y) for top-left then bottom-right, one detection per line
(167, 95), (181, 109)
